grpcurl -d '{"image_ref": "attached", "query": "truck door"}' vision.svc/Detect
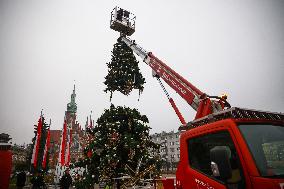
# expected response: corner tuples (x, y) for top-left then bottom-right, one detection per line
(185, 130), (246, 189)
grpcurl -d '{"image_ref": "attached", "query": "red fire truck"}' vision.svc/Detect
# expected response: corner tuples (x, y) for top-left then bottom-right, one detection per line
(110, 7), (284, 189)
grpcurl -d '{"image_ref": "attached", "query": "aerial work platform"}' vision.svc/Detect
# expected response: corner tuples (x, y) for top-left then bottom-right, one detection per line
(110, 7), (136, 36)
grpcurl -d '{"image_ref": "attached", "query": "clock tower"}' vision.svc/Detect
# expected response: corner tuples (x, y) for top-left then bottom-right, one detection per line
(65, 84), (85, 162)
(49, 84), (86, 171)
(66, 84), (77, 114)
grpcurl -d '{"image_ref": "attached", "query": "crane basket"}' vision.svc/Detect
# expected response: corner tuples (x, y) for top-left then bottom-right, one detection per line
(110, 6), (136, 36)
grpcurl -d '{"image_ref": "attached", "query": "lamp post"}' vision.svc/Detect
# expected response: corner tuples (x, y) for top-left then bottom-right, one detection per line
(165, 155), (169, 174)
(171, 156), (174, 172)
(162, 138), (169, 174)
(160, 136), (172, 175)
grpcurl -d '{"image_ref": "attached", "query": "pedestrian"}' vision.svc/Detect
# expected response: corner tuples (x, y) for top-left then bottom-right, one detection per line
(30, 172), (45, 189)
(16, 171), (26, 189)
(59, 168), (72, 189)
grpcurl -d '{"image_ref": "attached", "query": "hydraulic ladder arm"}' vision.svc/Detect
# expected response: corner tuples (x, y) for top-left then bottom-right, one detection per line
(120, 36), (229, 120)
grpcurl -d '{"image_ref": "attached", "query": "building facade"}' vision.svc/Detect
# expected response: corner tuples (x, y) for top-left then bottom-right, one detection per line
(49, 85), (86, 170)
(49, 130), (61, 169)
(150, 131), (181, 171)
(11, 143), (31, 172)
(64, 85), (85, 163)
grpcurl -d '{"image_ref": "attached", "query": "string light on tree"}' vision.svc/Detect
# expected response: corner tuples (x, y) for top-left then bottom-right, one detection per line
(73, 104), (161, 188)
(104, 38), (146, 100)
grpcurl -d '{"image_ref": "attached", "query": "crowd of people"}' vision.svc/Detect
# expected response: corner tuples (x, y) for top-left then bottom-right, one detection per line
(15, 169), (73, 189)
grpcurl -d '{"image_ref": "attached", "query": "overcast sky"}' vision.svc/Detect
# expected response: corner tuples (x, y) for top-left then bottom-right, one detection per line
(1, 0), (283, 145)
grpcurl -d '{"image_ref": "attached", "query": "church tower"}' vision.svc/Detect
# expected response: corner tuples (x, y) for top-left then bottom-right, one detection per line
(65, 84), (78, 131)
(49, 84), (84, 172)
(66, 84), (77, 115)
(64, 84), (84, 162)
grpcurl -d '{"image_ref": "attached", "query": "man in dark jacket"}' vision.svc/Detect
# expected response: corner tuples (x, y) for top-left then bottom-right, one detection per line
(30, 172), (45, 189)
(16, 171), (26, 189)
(60, 169), (72, 189)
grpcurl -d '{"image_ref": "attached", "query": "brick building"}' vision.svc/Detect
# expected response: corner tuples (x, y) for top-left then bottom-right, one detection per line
(49, 130), (61, 169)
(49, 85), (86, 170)
(64, 85), (85, 163)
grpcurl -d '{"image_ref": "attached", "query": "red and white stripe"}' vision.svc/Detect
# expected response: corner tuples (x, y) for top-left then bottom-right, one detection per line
(59, 119), (67, 166)
(31, 116), (42, 168)
(67, 126), (72, 165)
(65, 124), (72, 166)
(42, 128), (50, 169)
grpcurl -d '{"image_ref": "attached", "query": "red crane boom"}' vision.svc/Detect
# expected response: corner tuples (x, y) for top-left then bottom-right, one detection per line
(120, 36), (229, 121)
(110, 6), (230, 122)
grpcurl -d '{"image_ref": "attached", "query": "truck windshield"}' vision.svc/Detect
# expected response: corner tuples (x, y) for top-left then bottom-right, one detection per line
(239, 124), (284, 177)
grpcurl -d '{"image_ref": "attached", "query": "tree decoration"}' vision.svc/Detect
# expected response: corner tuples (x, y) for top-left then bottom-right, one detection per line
(104, 38), (146, 100)
(29, 114), (50, 174)
(73, 104), (161, 188)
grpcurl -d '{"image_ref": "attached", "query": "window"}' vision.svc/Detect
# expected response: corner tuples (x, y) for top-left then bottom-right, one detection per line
(187, 131), (245, 188)
(239, 124), (284, 177)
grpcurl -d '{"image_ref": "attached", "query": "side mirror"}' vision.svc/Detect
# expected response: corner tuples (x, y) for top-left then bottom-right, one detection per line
(210, 146), (232, 180)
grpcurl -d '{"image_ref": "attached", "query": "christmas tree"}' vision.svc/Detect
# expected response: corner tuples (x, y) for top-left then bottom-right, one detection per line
(104, 38), (146, 100)
(73, 105), (161, 188)
(29, 115), (50, 173)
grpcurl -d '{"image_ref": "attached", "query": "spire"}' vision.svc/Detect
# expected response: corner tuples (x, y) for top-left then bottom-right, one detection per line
(85, 116), (89, 130)
(71, 84), (76, 104)
(72, 80), (76, 103)
(67, 84), (77, 113)
(89, 111), (93, 128)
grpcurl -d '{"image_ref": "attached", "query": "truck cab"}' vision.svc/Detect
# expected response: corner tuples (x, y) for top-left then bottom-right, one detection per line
(176, 107), (284, 189)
